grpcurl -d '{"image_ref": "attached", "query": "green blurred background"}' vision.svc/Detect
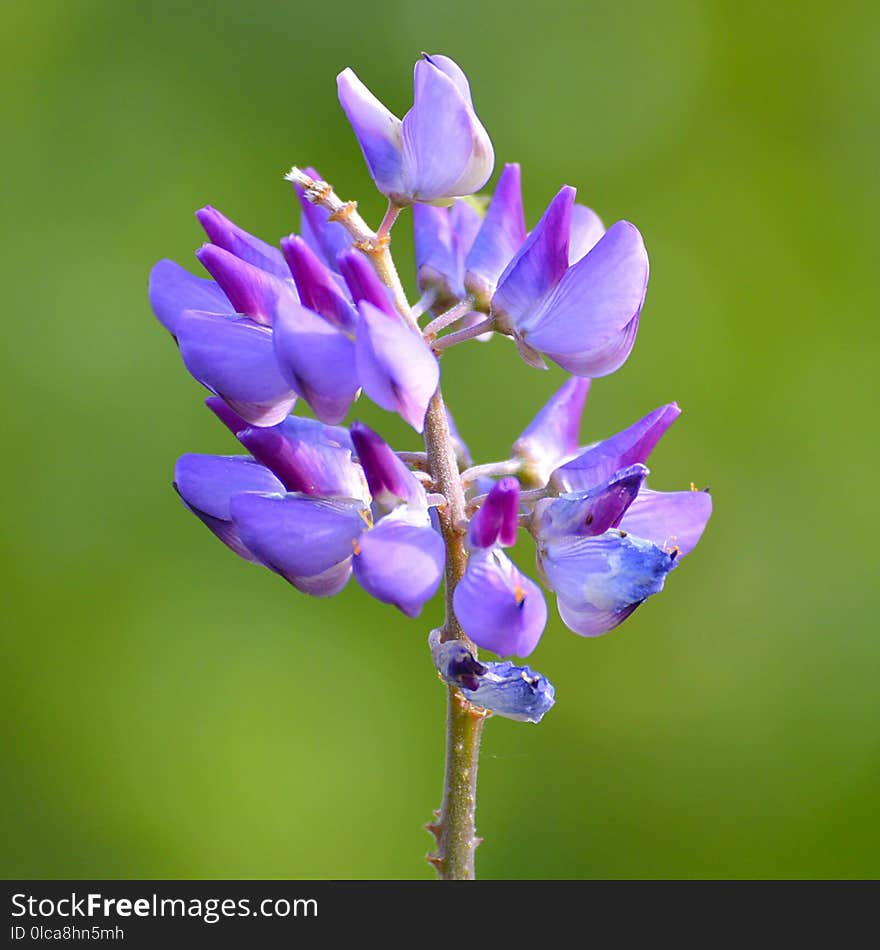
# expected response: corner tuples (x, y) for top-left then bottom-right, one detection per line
(2, 0), (878, 879)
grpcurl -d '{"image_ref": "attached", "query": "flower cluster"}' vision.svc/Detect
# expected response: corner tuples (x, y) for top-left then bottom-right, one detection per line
(150, 53), (711, 721)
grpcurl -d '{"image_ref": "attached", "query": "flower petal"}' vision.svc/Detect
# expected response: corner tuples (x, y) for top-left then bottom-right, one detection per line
(337, 247), (396, 316)
(551, 402), (680, 492)
(337, 69), (405, 199)
(465, 163), (526, 304)
(568, 203), (605, 264)
(271, 299), (359, 425)
(492, 186), (574, 332)
(618, 487), (712, 557)
(149, 259), (231, 336)
(195, 206), (288, 277)
(349, 420), (423, 509)
(281, 236), (357, 333)
(293, 167), (355, 272)
(453, 549), (547, 658)
(230, 493), (367, 582)
(513, 377), (590, 482)
(355, 301), (439, 432)
(352, 513), (444, 617)
(176, 310), (298, 426)
(469, 477), (520, 548)
(556, 599), (641, 638)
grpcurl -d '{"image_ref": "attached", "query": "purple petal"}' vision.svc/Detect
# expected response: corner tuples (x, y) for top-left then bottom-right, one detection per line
(271, 299), (359, 425)
(337, 247), (396, 315)
(532, 464), (648, 539)
(618, 487), (712, 557)
(492, 186), (574, 331)
(355, 301), (439, 432)
(337, 69), (405, 199)
(538, 530), (675, 635)
(513, 377), (590, 481)
(465, 163), (526, 304)
(294, 167), (355, 272)
(205, 396), (250, 435)
(414, 200), (482, 302)
(453, 549), (547, 658)
(195, 206), (288, 277)
(196, 243), (298, 327)
(551, 403), (681, 492)
(556, 599), (641, 638)
(176, 310), (298, 426)
(149, 259), (231, 336)
(281, 236), (357, 333)
(469, 477), (520, 548)
(352, 514), (444, 617)
(521, 220), (648, 376)
(349, 421), (422, 508)
(401, 56), (493, 201)
(173, 453), (284, 561)
(568, 203), (605, 264)
(230, 493), (366, 583)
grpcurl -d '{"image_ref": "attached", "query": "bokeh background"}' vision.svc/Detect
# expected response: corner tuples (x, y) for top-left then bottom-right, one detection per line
(2, 0), (878, 879)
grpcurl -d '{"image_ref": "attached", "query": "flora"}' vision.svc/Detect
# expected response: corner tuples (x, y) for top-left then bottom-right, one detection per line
(150, 53), (711, 879)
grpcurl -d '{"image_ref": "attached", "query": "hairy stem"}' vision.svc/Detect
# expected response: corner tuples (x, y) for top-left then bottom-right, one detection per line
(290, 168), (485, 879)
(432, 316), (495, 352)
(423, 297), (475, 340)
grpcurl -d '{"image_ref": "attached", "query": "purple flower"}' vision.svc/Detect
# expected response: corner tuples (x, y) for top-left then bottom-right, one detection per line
(414, 199), (482, 304)
(454, 479), (547, 658)
(291, 167), (354, 271)
(337, 53), (494, 204)
(492, 186), (648, 376)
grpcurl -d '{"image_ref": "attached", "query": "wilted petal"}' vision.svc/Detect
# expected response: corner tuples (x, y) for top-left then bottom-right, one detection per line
(619, 487), (712, 557)
(176, 310), (297, 426)
(568, 203), (605, 264)
(521, 221), (648, 376)
(352, 512), (444, 616)
(230, 493), (367, 584)
(272, 298), (359, 425)
(196, 243), (298, 327)
(539, 529), (676, 636)
(173, 453), (283, 561)
(551, 402), (681, 492)
(149, 259), (231, 336)
(513, 377), (590, 482)
(469, 477), (520, 548)
(355, 301), (439, 432)
(337, 69), (405, 198)
(465, 163), (526, 304)
(532, 464), (648, 539)
(337, 248), (396, 315)
(492, 186), (574, 332)
(294, 167), (355, 271)
(453, 549), (547, 658)
(195, 206), (288, 277)
(281, 236), (357, 333)
(349, 421), (422, 509)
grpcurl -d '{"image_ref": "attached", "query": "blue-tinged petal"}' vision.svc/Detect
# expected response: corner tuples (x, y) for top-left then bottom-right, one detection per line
(349, 420), (423, 509)
(281, 236), (357, 333)
(294, 167), (355, 272)
(337, 69), (406, 199)
(538, 529), (676, 636)
(352, 512), (444, 617)
(492, 186), (574, 332)
(551, 402), (681, 492)
(521, 221), (648, 377)
(465, 163), (526, 305)
(176, 310), (298, 427)
(568, 203), (605, 264)
(355, 301), (439, 432)
(149, 259), (231, 336)
(453, 549), (547, 658)
(401, 56), (493, 201)
(337, 247), (396, 316)
(237, 425), (367, 500)
(469, 477), (520, 548)
(618, 487), (712, 557)
(196, 243), (298, 327)
(414, 200), (482, 302)
(195, 206), (288, 277)
(271, 298), (359, 425)
(173, 454), (284, 562)
(532, 464), (648, 539)
(513, 377), (590, 483)
(230, 492), (367, 584)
